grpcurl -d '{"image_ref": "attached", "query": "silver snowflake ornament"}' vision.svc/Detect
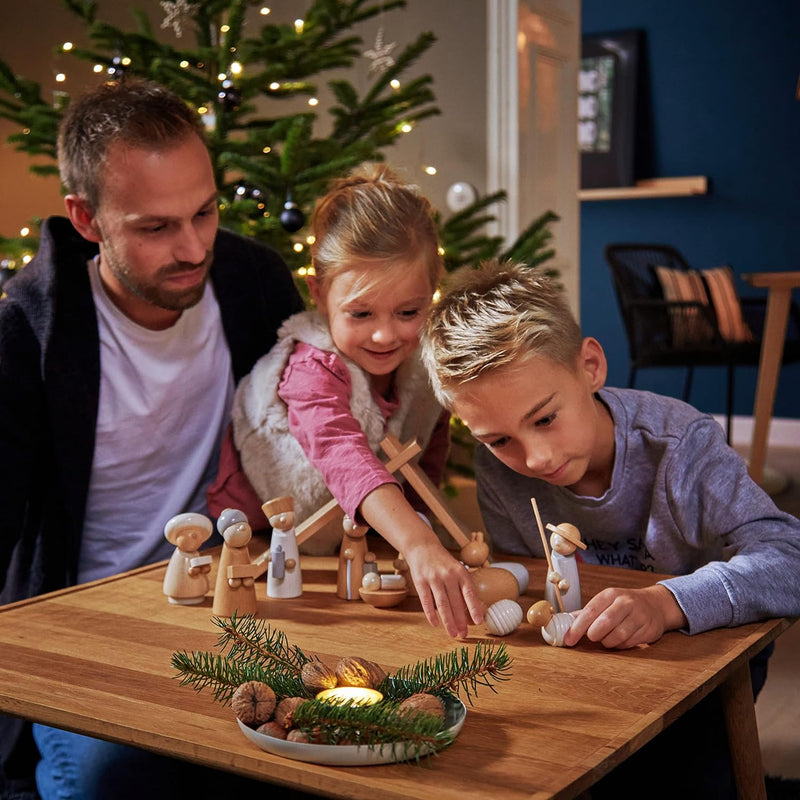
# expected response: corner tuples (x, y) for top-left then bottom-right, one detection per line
(363, 27), (397, 75)
(160, 0), (197, 38)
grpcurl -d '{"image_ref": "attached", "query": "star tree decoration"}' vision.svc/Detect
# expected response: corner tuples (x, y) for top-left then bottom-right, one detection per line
(363, 27), (397, 75)
(160, 0), (197, 38)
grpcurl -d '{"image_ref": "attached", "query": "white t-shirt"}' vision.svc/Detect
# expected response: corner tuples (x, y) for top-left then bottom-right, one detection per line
(79, 257), (234, 583)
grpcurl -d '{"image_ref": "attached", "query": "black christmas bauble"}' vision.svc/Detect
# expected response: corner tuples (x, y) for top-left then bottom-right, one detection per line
(217, 79), (242, 112)
(107, 55), (126, 80)
(280, 201), (306, 232)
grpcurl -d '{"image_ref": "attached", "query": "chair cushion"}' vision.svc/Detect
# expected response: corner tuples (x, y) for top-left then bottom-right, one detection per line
(701, 266), (753, 342)
(654, 266), (714, 346)
(654, 265), (753, 346)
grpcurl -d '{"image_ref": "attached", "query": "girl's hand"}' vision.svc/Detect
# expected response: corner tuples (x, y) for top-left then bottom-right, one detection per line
(563, 584), (687, 649)
(359, 484), (484, 638)
(403, 542), (485, 638)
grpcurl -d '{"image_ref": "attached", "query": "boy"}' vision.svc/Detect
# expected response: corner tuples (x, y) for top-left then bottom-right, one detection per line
(421, 259), (800, 648)
(421, 259), (800, 797)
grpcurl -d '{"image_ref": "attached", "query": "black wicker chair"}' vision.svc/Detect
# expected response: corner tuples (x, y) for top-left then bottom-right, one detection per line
(604, 243), (800, 443)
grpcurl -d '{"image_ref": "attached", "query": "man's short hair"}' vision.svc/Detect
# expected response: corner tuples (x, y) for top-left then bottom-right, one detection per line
(57, 79), (206, 210)
(421, 259), (584, 409)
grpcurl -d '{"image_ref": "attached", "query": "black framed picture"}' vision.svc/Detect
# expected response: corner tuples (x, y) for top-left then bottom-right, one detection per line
(579, 30), (643, 189)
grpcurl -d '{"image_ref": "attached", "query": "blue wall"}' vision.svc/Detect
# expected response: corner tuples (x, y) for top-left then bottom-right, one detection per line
(581, 1), (800, 420)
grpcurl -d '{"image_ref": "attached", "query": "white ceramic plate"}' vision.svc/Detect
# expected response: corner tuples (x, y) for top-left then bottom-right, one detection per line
(237, 694), (466, 766)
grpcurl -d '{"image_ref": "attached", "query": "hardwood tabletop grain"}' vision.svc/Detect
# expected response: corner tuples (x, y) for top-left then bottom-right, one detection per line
(0, 544), (790, 799)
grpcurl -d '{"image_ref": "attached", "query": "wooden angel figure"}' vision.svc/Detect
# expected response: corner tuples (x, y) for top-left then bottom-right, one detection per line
(162, 512), (213, 605)
(527, 600), (578, 647)
(213, 508), (258, 617)
(337, 515), (370, 600)
(544, 522), (587, 613)
(263, 496), (302, 599)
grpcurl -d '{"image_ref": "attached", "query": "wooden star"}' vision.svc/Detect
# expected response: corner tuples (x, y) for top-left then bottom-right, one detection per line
(363, 27), (397, 76)
(160, 0), (197, 38)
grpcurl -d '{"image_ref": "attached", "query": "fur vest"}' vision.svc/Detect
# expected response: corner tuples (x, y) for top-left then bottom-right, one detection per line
(232, 310), (443, 554)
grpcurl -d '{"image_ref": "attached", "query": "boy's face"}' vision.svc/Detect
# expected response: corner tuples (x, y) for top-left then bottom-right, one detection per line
(451, 338), (616, 497)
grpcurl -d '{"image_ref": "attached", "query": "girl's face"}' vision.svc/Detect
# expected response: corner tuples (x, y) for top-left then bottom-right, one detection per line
(309, 259), (434, 393)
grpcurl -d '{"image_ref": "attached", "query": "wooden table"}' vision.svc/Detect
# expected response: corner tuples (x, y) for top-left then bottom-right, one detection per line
(0, 549), (792, 800)
(742, 270), (800, 492)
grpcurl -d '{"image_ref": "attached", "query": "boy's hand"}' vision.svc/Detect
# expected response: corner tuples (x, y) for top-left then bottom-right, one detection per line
(563, 584), (687, 649)
(404, 544), (485, 639)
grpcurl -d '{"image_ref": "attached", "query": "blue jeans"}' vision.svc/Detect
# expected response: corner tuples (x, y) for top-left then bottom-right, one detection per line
(31, 725), (286, 800)
(32, 725), (196, 800)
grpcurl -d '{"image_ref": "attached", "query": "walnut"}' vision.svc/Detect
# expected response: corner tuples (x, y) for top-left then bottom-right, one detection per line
(398, 693), (445, 720)
(334, 656), (386, 689)
(301, 660), (337, 693)
(231, 681), (276, 725)
(275, 697), (307, 729)
(256, 720), (287, 739)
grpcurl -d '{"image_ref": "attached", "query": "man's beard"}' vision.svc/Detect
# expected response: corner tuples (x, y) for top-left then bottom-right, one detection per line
(105, 249), (213, 312)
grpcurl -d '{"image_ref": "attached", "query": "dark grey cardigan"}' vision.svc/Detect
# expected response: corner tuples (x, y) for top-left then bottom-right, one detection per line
(0, 216), (302, 795)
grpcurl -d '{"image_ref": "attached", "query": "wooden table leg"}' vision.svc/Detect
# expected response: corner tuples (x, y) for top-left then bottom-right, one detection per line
(748, 287), (792, 488)
(719, 662), (766, 800)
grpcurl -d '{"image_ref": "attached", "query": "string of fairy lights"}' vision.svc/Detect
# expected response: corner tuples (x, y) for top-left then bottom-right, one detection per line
(0, 3), (456, 286)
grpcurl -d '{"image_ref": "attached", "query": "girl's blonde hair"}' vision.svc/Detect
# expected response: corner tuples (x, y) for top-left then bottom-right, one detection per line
(421, 259), (584, 409)
(310, 163), (442, 295)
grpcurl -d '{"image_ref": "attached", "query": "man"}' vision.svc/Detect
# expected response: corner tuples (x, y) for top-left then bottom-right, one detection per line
(0, 79), (303, 798)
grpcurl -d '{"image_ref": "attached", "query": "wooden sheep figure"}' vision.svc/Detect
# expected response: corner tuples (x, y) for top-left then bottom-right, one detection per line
(459, 531), (520, 607)
(527, 600), (578, 647)
(213, 508), (258, 617)
(162, 513), (213, 605)
(544, 522), (587, 613)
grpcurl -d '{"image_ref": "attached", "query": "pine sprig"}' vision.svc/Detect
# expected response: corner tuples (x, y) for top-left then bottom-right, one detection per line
(291, 697), (454, 756)
(170, 650), (306, 704)
(212, 613), (311, 673)
(381, 641), (513, 705)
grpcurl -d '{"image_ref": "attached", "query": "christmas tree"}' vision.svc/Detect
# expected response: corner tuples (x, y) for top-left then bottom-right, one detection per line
(0, 0), (557, 291)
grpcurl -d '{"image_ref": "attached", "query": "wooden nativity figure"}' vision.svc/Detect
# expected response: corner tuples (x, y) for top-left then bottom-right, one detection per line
(544, 522), (586, 613)
(337, 514), (371, 600)
(527, 599), (578, 648)
(162, 512), (213, 605)
(213, 507), (258, 617)
(459, 531), (520, 607)
(263, 496), (302, 599)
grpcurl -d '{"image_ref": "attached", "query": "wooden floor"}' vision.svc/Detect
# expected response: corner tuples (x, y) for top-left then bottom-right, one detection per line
(747, 445), (800, 780)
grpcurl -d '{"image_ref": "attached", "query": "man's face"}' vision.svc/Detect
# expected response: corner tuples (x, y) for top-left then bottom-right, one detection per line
(89, 133), (219, 329)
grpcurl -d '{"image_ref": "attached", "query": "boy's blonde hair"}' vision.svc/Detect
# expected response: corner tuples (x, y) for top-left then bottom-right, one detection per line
(421, 259), (584, 408)
(310, 163), (442, 294)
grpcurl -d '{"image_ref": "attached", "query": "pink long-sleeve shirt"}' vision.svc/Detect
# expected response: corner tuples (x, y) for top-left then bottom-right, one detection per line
(208, 341), (449, 529)
(278, 342), (449, 523)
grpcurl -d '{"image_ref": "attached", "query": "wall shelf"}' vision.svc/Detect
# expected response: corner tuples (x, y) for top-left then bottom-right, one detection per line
(579, 175), (708, 201)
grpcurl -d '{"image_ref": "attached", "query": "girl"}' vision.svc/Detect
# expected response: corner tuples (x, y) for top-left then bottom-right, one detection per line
(209, 164), (483, 637)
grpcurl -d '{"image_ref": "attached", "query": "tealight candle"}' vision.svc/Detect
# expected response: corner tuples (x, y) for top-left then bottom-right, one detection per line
(315, 686), (384, 706)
